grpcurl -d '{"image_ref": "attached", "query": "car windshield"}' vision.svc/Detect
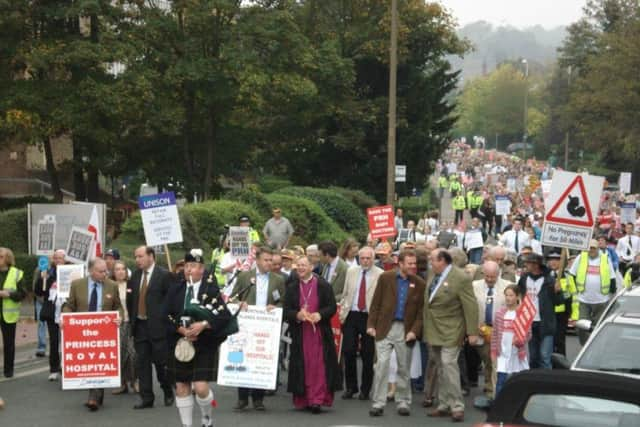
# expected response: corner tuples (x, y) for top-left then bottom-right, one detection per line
(575, 323), (640, 373)
(601, 295), (640, 323)
(523, 394), (640, 427)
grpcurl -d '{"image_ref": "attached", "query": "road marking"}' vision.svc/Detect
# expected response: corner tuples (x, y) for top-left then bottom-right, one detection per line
(0, 366), (49, 383)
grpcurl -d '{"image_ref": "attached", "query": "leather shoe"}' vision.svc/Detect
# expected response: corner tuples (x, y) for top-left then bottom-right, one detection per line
(427, 409), (450, 417)
(253, 400), (265, 411)
(86, 399), (99, 411)
(422, 397), (435, 408)
(397, 406), (410, 416)
(369, 407), (384, 417)
(164, 393), (174, 407)
(112, 385), (128, 395)
(133, 401), (154, 410)
(451, 411), (464, 422)
(358, 392), (369, 401)
(310, 404), (321, 414)
(341, 390), (357, 399)
(233, 400), (249, 411)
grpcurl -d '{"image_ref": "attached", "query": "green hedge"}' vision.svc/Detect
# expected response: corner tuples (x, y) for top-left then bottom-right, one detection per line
(0, 208), (28, 253)
(225, 185), (272, 218)
(266, 193), (347, 245)
(328, 186), (378, 211)
(182, 200), (265, 249)
(257, 175), (293, 193)
(16, 253), (38, 288)
(0, 196), (52, 211)
(275, 186), (368, 241)
(396, 190), (433, 223)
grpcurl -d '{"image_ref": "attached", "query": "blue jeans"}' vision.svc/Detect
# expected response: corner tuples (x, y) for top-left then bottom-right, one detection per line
(468, 248), (483, 265)
(529, 322), (553, 369)
(495, 372), (510, 397)
(34, 299), (47, 352)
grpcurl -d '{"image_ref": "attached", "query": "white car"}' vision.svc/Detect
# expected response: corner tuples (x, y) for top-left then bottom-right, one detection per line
(572, 312), (640, 379)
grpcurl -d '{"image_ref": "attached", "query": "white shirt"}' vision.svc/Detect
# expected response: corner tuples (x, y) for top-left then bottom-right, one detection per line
(616, 234), (640, 263)
(344, 258), (359, 269)
(497, 309), (529, 374)
(186, 280), (202, 305)
(350, 268), (373, 312)
(220, 252), (237, 284)
(525, 276), (544, 321)
(500, 229), (530, 254)
(530, 239), (543, 255)
(569, 253), (613, 305)
(255, 271), (270, 308)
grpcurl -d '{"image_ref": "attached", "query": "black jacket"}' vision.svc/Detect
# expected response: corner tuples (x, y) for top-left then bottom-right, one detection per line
(517, 266), (564, 337)
(284, 274), (342, 396)
(127, 265), (174, 340)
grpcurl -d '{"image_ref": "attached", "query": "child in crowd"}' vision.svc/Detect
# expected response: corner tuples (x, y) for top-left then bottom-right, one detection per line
(491, 284), (530, 397)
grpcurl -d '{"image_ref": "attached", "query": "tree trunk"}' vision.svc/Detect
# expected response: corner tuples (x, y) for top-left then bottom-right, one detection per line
(87, 169), (100, 202)
(42, 137), (63, 202)
(203, 110), (216, 200)
(72, 137), (86, 201)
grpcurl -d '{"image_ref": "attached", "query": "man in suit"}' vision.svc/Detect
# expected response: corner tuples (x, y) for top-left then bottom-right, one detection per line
(127, 246), (175, 409)
(425, 249), (479, 423)
(63, 258), (123, 411)
(339, 246), (383, 401)
(367, 250), (426, 417)
(319, 241), (348, 299)
(231, 246), (285, 411)
(471, 261), (509, 399)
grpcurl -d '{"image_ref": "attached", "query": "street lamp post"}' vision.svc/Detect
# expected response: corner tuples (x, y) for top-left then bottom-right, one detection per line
(522, 59), (529, 160)
(386, 0), (399, 205)
(564, 66), (572, 170)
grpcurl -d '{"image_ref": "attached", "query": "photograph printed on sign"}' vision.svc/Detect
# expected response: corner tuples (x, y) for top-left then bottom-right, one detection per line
(64, 226), (94, 264)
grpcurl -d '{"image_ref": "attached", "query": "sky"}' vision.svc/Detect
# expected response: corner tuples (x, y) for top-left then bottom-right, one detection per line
(438, 0), (587, 29)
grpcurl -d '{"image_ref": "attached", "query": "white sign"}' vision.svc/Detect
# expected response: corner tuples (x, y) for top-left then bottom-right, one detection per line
(464, 229), (484, 250)
(229, 227), (251, 259)
(447, 162), (458, 174)
(138, 192), (183, 247)
(36, 215), (57, 256)
(620, 202), (636, 225)
(507, 178), (516, 193)
(57, 264), (85, 299)
(541, 171), (604, 250)
(541, 179), (552, 204)
(217, 306), (283, 390)
(395, 165), (406, 182)
(65, 227), (94, 264)
(495, 195), (512, 216)
(620, 172), (632, 194)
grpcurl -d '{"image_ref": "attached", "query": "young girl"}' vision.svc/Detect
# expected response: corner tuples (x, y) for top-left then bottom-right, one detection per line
(491, 284), (530, 397)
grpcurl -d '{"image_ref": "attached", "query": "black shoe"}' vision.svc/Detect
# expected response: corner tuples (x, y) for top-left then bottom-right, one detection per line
(369, 407), (384, 417)
(133, 401), (154, 409)
(358, 392), (369, 401)
(341, 390), (357, 399)
(164, 392), (174, 407)
(310, 404), (321, 414)
(234, 400), (249, 411)
(4, 372), (13, 378)
(35, 351), (46, 358)
(253, 400), (265, 411)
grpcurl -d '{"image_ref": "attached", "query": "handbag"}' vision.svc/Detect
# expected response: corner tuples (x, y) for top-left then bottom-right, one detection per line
(174, 337), (196, 362)
(39, 299), (56, 322)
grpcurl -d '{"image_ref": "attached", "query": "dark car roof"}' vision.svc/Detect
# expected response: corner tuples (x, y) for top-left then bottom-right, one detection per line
(486, 370), (640, 423)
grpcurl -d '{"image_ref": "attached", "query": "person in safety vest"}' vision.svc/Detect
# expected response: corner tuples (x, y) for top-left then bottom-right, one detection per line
(467, 189), (484, 219)
(568, 239), (616, 345)
(438, 175), (448, 199)
(210, 237), (230, 288)
(452, 191), (466, 225)
(238, 214), (261, 244)
(449, 175), (462, 196)
(0, 247), (28, 378)
(547, 250), (578, 356)
(623, 254), (640, 289)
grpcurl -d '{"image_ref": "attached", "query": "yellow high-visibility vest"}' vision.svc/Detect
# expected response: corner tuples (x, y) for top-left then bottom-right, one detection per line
(452, 196), (466, 211)
(1, 266), (24, 324)
(555, 275), (579, 320)
(575, 252), (611, 295)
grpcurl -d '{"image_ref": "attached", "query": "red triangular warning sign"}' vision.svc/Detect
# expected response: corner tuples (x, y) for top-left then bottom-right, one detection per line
(546, 175), (594, 227)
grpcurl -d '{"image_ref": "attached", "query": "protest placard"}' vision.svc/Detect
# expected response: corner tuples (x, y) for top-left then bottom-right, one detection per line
(36, 215), (56, 256)
(619, 172), (632, 194)
(65, 226), (94, 264)
(464, 229), (484, 250)
(514, 295), (537, 344)
(366, 205), (396, 240)
(229, 227), (251, 259)
(138, 192), (183, 247)
(620, 202), (636, 225)
(495, 195), (512, 216)
(61, 311), (120, 390)
(217, 306), (283, 390)
(56, 264), (85, 299)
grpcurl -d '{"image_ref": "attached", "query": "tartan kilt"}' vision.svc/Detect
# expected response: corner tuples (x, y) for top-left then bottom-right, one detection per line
(168, 344), (218, 383)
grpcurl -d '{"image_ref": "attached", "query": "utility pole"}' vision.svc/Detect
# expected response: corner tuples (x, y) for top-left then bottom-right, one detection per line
(564, 66), (572, 170)
(386, 0), (398, 205)
(522, 59), (529, 161)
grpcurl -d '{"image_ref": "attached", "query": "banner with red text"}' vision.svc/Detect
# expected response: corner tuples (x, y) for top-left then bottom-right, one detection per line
(217, 305), (283, 390)
(367, 205), (396, 239)
(61, 311), (120, 390)
(514, 295), (537, 344)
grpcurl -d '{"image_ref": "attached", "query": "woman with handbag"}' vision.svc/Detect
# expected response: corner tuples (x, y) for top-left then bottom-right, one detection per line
(33, 249), (66, 381)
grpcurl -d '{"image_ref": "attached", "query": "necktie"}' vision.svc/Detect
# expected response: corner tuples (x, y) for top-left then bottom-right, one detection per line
(357, 270), (367, 311)
(324, 265), (331, 281)
(429, 274), (441, 297)
(89, 283), (98, 312)
(514, 231), (519, 253)
(138, 270), (149, 318)
(185, 285), (194, 310)
(485, 287), (494, 325)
